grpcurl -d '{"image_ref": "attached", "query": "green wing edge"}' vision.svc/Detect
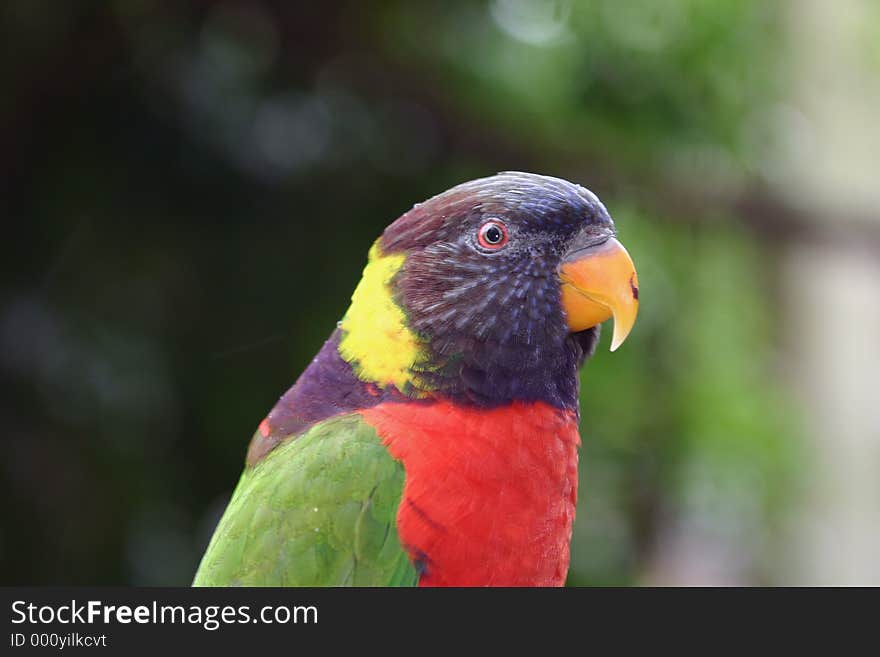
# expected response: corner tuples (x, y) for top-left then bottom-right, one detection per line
(193, 414), (418, 587)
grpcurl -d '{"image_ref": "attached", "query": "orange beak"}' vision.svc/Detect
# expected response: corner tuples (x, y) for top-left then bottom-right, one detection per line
(559, 237), (639, 351)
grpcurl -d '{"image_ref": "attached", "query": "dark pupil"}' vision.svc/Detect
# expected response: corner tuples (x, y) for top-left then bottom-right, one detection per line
(484, 225), (502, 244)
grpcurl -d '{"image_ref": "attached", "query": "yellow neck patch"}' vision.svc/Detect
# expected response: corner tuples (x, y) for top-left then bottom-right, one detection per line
(337, 242), (426, 392)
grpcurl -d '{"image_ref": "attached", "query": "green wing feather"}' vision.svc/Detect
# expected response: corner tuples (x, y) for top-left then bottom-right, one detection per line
(193, 414), (418, 586)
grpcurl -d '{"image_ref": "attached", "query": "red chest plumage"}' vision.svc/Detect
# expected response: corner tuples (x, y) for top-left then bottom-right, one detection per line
(360, 400), (580, 587)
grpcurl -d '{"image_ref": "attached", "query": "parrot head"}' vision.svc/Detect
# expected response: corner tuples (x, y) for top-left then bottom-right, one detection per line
(337, 171), (639, 409)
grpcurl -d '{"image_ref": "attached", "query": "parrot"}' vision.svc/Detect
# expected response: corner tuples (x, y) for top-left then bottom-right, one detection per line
(193, 171), (639, 587)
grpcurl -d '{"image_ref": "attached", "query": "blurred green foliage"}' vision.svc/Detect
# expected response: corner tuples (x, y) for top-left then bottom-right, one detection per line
(0, 0), (800, 585)
(573, 209), (799, 584)
(382, 0), (783, 173)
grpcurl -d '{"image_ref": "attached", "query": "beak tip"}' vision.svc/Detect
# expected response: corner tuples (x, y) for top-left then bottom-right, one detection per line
(609, 311), (636, 352)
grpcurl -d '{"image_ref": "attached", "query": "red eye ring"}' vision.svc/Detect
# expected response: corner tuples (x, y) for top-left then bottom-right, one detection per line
(477, 220), (509, 250)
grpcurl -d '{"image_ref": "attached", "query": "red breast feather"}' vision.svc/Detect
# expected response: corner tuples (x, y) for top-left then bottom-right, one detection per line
(360, 400), (580, 587)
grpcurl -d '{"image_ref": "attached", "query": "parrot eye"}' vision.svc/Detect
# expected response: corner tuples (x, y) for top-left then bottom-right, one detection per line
(477, 220), (509, 250)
